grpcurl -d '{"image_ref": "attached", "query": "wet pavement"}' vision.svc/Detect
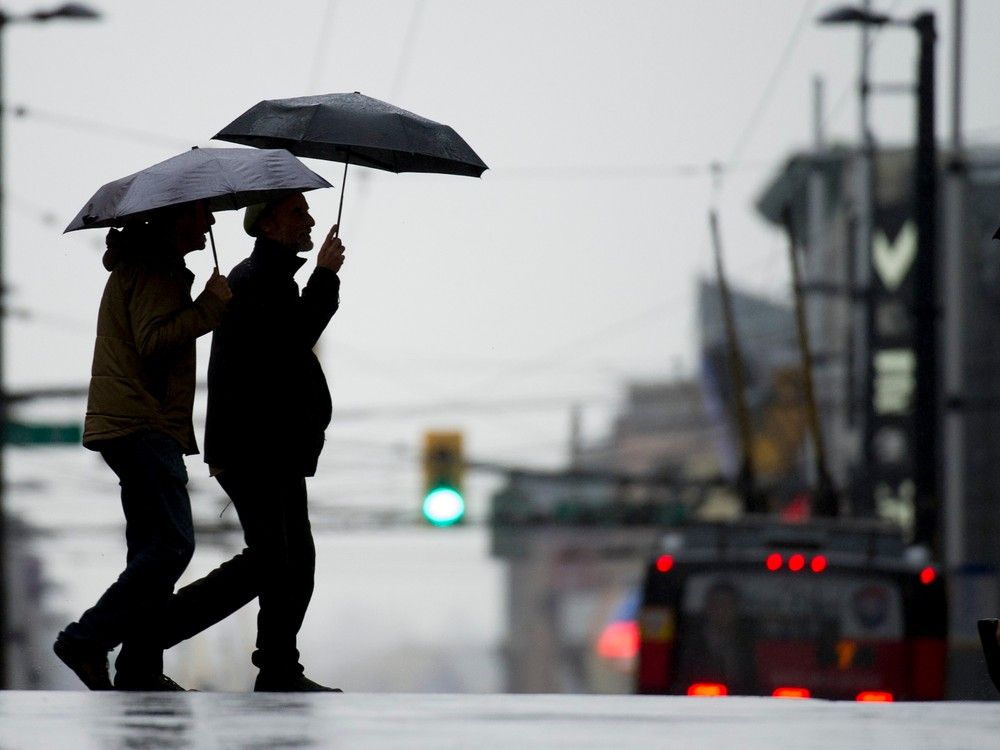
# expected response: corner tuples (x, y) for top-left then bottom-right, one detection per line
(0, 691), (997, 749)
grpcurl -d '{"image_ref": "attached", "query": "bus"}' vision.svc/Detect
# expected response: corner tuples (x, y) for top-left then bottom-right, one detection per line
(636, 518), (947, 701)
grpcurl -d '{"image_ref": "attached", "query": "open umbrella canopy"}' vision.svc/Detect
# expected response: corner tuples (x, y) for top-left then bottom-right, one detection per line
(213, 92), (488, 178)
(64, 147), (331, 232)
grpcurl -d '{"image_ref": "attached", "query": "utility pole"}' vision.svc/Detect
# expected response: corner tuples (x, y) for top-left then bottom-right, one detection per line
(854, 1), (877, 519)
(942, 0), (965, 572)
(910, 13), (939, 552)
(819, 5), (941, 549)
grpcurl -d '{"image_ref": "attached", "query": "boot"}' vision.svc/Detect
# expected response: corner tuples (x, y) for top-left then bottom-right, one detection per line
(254, 671), (342, 692)
(53, 631), (113, 691)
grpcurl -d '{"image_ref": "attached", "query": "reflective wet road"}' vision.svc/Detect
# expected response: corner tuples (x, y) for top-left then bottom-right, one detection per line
(0, 691), (997, 749)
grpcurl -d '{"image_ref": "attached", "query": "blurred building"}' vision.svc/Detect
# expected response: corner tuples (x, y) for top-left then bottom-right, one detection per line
(758, 144), (1000, 698)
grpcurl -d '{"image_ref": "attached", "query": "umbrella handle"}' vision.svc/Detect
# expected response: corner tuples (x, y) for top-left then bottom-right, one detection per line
(335, 155), (350, 238)
(208, 224), (219, 271)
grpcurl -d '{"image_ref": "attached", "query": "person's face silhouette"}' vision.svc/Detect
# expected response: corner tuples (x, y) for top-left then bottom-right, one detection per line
(259, 193), (316, 252)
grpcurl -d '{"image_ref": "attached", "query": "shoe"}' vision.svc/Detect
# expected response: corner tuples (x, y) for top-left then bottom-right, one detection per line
(54, 631), (113, 690)
(254, 671), (342, 692)
(114, 672), (189, 691)
(977, 618), (1000, 694)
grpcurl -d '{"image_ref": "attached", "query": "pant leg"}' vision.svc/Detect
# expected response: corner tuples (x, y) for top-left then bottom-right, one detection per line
(217, 469), (313, 674)
(64, 432), (195, 674)
(279, 478), (316, 657)
(157, 546), (260, 649)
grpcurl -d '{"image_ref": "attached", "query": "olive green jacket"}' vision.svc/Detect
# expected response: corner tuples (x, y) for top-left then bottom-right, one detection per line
(83, 250), (226, 454)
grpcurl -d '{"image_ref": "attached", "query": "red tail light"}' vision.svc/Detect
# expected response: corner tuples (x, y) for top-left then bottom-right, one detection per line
(656, 554), (674, 573)
(772, 686), (810, 699)
(766, 553), (783, 571)
(856, 691), (894, 702)
(919, 567), (936, 585)
(810, 555), (827, 573)
(596, 621), (639, 660)
(788, 554), (806, 572)
(687, 682), (728, 697)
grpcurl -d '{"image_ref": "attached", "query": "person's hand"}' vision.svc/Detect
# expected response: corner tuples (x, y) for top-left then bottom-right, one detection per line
(317, 225), (346, 273)
(205, 268), (232, 303)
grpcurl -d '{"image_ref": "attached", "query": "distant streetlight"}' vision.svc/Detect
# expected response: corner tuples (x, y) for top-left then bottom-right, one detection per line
(0, 1), (100, 689)
(818, 6), (939, 551)
(818, 7), (893, 26)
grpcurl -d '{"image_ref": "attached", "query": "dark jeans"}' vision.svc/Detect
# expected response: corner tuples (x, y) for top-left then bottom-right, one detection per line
(64, 431), (196, 678)
(216, 469), (315, 674)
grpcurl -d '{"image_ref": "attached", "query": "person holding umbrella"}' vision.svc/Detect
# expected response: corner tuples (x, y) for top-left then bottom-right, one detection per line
(54, 200), (232, 691)
(55, 147), (332, 691)
(202, 193), (345, 692)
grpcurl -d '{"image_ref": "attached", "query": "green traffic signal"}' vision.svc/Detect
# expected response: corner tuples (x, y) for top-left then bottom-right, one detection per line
(422, 485), (465, 527)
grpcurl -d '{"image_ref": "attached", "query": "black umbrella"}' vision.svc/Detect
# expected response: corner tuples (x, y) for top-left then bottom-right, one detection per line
(212, 92), (488, 233)
(65, 147), (332, 268)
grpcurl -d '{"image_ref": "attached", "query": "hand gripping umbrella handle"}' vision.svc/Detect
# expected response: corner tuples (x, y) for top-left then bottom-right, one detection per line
(334, 154), (350, 238)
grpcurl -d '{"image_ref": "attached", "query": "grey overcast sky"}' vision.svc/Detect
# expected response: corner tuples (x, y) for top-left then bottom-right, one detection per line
(6, 0), (1000, 509)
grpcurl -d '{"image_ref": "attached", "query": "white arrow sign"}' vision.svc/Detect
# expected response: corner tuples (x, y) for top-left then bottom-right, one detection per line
(873, 222), (917, 291)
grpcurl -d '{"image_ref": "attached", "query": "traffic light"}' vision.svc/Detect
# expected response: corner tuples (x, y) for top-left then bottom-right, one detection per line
(422, 430), (465, 526)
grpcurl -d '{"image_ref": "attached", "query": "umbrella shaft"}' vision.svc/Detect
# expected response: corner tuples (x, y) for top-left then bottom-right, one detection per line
(209, 225), (219, 270)
(335, 156), (350, 237)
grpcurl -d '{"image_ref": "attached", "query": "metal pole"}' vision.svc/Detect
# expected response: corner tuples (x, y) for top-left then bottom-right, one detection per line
(808, 77), (826, 263)
(853, 1), (877, 518)
(911, 12), (939, 552)
(0, 15), (7, 690)
(942, 0), (965, 573)
(807, 76), (829, 483)
(334, 155), (349, 238)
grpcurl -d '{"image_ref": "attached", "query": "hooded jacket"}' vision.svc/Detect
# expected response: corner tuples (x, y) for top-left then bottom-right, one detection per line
(203, 237), (340, 477)
(83, 227), (227, 454)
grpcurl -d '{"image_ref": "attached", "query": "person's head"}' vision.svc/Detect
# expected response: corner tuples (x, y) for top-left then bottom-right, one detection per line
(244, 193), (315, 252)
(105, 200), (213, 268)
(149, 199), (215, 257)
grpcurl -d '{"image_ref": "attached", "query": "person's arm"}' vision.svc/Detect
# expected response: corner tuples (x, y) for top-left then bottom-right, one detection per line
(296, 224), (345, 348)
(131, 267), (230, 359)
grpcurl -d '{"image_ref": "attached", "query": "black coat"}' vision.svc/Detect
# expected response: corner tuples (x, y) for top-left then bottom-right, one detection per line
(204, 238), (340, 477)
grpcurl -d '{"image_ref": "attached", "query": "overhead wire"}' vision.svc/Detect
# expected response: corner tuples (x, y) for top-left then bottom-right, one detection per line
(10, 104), (196, 150)
(723, 0), (818, 173)
(699, 0), (821, 365)
(389, 0), (426, 99)
(308, 0), (339, 91)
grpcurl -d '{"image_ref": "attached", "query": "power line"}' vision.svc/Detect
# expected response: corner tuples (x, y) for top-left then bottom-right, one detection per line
(724, 0), (818, 171)
(10, 104), (196, 149)
(487, 162), (771, 181)
(308, 0), (339, 90)
(332, 393), (615, 420)
(389, 0), (426, 99)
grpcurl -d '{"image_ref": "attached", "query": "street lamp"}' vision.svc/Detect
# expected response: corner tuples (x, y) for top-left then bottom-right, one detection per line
(819, 6), (938, 551)
(0, 1), (100, 689)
